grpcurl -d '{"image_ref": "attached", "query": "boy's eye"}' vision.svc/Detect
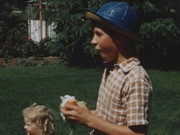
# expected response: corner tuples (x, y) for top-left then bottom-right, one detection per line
(95, 31), (102, 37)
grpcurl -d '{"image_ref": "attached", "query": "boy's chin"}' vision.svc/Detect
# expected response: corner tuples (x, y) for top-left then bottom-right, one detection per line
(103, 59), (114, 64)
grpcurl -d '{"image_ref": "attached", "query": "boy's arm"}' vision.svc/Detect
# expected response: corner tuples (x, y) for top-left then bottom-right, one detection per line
(61, 104), (146, 135)
(87, 112), (146, 135)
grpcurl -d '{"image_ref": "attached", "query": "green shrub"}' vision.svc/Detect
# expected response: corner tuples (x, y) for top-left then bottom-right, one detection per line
(138, 18), (180, 70)
(48, 0), (108, 66)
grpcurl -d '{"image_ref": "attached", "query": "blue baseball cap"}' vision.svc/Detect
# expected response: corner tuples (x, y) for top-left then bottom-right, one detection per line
(85, 2), (142, 42)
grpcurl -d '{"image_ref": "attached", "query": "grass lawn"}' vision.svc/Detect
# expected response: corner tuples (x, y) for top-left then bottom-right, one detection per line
(0, 65), (179, 135)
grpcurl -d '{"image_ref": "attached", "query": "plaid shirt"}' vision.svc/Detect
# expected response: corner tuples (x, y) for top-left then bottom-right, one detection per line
(95, 57), (152, 128)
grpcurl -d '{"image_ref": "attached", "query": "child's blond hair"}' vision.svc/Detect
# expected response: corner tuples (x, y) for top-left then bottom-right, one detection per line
(22, 103), (55, 135)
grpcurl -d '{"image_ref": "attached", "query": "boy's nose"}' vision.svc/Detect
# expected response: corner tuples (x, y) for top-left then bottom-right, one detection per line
(91, 36), (97, 46)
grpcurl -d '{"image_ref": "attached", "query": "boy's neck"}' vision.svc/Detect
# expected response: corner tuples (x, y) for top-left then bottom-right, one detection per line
(116, 54), (133, 64)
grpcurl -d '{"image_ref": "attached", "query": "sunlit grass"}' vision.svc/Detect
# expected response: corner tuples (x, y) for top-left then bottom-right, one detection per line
(0, 66), (179, 135)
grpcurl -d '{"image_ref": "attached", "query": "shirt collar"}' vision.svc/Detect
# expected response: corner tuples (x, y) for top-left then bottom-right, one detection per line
(114, 57), (140, 73)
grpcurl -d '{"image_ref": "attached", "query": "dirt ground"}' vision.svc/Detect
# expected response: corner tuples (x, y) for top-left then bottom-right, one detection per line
(0, 56), (60, 67)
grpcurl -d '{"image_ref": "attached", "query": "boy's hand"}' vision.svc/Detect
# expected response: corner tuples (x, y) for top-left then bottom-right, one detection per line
(60, 95), (87, 121)
(61, 102), (91, 124)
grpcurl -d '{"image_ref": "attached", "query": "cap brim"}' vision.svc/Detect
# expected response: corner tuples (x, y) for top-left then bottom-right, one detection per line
(85, 9), (143, 42)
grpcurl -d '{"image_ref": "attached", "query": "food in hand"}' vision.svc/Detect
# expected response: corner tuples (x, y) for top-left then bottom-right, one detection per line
(67, 99), (77, 105)
(59, 95), (86, 120)
(60, 95), (77, 108)
(60, 95), (77, 120)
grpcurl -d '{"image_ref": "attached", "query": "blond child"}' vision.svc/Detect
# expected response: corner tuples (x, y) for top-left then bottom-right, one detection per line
(22, 103), (55, 135)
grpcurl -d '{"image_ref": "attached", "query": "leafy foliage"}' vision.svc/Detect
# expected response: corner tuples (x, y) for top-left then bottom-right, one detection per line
(0, 0), (179, 69)
(0, 0), (56, 58)
(0, 1), (30, 57)
(135, 0), (180, 70)
(48, 0), (105, 66)
(140, 18), (180, 46)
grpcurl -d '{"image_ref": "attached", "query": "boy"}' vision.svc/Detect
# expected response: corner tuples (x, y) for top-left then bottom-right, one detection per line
(61, 2), (152, 135)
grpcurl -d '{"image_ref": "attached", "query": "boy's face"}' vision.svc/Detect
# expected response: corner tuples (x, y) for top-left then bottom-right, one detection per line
(24, 118), (41, 135)
(91, 27), (119, 63)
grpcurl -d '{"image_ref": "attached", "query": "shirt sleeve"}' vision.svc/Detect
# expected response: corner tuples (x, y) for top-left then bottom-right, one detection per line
(126, 78), (152, 126)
